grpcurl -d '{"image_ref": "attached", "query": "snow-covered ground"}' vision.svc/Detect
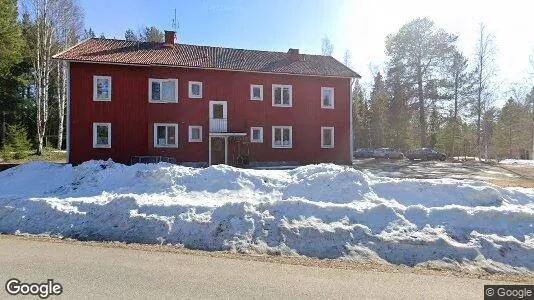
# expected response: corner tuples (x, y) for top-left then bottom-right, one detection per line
(500, 159), (534, 167)
(0, 161), (533, 275)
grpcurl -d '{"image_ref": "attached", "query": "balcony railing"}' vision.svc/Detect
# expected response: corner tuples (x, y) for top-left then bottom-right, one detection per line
(209, 118), (227, 133)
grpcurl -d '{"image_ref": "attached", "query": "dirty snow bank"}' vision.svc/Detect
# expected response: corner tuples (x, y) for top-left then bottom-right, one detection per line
(1, 161), (533, 275)
(500, 159), (534, 166)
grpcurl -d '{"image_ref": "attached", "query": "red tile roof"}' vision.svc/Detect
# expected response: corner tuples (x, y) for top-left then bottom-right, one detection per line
(54, 38), (360, 78)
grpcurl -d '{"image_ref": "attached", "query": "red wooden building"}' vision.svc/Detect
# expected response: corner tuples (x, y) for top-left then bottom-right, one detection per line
(54, 31), (360, 166)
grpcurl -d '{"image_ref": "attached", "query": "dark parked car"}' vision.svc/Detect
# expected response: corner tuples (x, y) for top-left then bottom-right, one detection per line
(353, 148), (375, 158)
(406, 148), (446, 161)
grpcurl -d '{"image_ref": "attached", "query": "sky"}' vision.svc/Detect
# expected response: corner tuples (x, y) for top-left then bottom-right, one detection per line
(81, 0), (533, 103)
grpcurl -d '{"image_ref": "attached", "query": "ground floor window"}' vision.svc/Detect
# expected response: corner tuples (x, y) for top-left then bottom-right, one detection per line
(188, 125), (202, 142)
(321, 126), (334, 148)
(93, 123), (111, 148)
(272, 126), (292, 148)
(250, 127), (263, 143)
(154, 123), (178, 148)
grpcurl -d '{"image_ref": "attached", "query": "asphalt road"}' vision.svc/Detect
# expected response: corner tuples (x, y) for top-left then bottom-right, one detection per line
(0, 236), (519, 299)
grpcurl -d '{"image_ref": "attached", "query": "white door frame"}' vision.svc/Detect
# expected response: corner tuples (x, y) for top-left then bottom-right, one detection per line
(209, 101), (228, 132)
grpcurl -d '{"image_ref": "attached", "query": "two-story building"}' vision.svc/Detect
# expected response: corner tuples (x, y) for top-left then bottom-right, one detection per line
(54, 31), (360, 166)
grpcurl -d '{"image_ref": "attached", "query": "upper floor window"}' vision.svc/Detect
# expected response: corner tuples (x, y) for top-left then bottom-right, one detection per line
(321, 87), (334, 109)
(188, 81), (203, 98)
(250, 127), (263, 143)
(272, 84), (292, 107)
(272, 126), (292, 148)
(188, 125), (202, 142)
(321, 126), (334, 148)
(149, 79), (178, 103)
(154, 123), (178, 148)
(93, 76), (111, 101)
(93, 123), (111, 148)
(250, 84), (263, 101)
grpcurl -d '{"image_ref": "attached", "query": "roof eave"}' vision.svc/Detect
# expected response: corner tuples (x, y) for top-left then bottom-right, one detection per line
(57, 59), (359, 79)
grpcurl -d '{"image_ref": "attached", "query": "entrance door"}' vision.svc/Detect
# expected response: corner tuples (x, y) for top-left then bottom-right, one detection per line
(210, 137), (226, 165)
(209, 101), (227, 132)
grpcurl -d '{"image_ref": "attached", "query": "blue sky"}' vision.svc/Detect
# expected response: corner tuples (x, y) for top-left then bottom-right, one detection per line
(81, 0), (533, 102)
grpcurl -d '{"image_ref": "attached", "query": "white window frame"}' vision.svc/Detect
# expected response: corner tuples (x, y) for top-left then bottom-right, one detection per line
(321, 126), (335, 148)
(272, 126), (292, 148)
(93, 76), (111, 102)
(92, 122), (111, 148)
(321, 87), (335, 109)
(188, 81), (203, 99)
(188, 125), (203, 142)
(250, 127), (263, 143)
(250, 84), (263, 101)
(272, 84), (293, 107)
(153, 123), (179, 148)
(149, 78), (179, 103)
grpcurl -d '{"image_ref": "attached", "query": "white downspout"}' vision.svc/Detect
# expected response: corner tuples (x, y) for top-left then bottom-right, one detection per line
(349, 78), (354, 163)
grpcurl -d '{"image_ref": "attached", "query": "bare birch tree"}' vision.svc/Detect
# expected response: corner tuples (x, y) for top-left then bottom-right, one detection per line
(473, 23), (497, 159)
(24, 0), (83, 154)
(55, 1), (82, 150)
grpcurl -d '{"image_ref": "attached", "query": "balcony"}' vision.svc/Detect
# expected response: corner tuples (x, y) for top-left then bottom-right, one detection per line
(209, 118), (227, 133)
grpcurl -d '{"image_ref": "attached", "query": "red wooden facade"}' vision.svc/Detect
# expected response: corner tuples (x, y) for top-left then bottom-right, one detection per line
(68, 62), (352, 165)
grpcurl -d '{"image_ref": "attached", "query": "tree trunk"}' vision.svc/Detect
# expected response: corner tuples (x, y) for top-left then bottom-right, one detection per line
(451, 76), (458, 158)
(417, 65), (426, 147)
(57, 61), (66, 150)
(0, 111), (6, 149)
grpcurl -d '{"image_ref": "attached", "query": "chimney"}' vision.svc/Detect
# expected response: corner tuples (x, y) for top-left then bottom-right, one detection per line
(164, 30), (176, 45)
(288, 48), (299, 61)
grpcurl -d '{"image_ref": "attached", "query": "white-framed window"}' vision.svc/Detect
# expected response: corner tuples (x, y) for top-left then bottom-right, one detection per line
(188, 81), (203, 98)
(93, 76), (111, 101)
(92, 123), (111, 148)
(272, 126), (292, 148)
(272, 84), (292, 107)
(154, 123), (178, 148)
(188, 125), (202, 142)
(149, 79), (178, 103)
(250, 127), (263, 143)
(321, 87), (334, 109)
(321, 126), (334, 148)
(250, 84), (263, 101)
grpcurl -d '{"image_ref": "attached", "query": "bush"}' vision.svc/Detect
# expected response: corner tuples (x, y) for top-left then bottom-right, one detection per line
(1, 124), (31, 161)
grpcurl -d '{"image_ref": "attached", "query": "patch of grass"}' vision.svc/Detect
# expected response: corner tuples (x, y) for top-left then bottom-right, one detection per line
(0, 147), (66, 164)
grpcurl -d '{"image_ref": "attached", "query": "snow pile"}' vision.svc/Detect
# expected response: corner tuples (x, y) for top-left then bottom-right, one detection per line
(500, 159), (534, 166)
(1, 161), (533, 275)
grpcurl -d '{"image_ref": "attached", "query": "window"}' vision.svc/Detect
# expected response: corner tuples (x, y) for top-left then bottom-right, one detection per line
(149, 79), (178, 103)
(272, 84), (292, 107)
(250, 85), (263, 101)
(250, 127), (263, 143)
(321, 87), (334, 109)
(321, 126), (334, 148)
(92, 123), (111, 148)
(272, 126), (292, 148)
(188, 126), (202, 142)
(188, 81), (203, 98)
(154, 123), (178, 148)
(93, 76), (111, 101)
